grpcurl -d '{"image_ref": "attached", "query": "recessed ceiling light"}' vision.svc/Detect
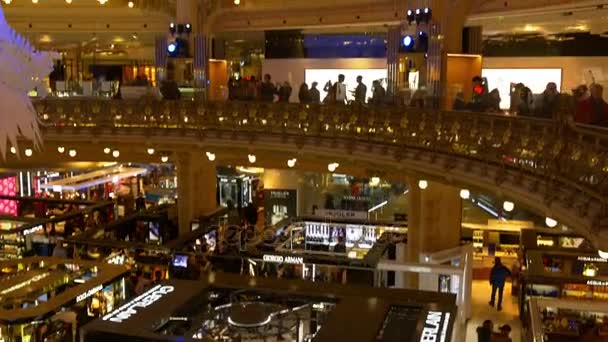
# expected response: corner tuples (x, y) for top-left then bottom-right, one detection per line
(128, 1), (134, 8)
(9, 147), (16, 155)
(459, 189), (470, 199)
(248, 154), (256, 163)
(68, 149), (77, 158)
(328, 163), (339, 172)
(147, 148), (155, 155)
(24, 148), (33, 157)
(161, 155), (169, 163)
(206, 152), (216, 161)
(57, 146), (65, 153)
(418, 180), (428, 190)
(503, 201), (515, 212)
(287, 158), (296, 168)
(103, 147), (111, 154)
(112, 150), (120, 158)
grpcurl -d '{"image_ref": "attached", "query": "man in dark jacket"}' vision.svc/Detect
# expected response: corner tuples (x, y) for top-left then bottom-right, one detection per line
(259, 74), (276, 102)
(489, 257), (511, 311)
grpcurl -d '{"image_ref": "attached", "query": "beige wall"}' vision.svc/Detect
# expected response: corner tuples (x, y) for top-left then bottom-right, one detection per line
(262, 58), (387, 102)
(483, 56), (608, 92)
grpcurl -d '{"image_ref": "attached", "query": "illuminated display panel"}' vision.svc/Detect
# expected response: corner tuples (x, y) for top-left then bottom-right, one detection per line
(481, 68), (562, 109)
(0, 176), (17, 216)
(304, 68), (387, 103)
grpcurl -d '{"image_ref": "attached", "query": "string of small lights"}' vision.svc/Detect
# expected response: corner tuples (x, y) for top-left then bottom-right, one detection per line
(1, 0), (135, 7)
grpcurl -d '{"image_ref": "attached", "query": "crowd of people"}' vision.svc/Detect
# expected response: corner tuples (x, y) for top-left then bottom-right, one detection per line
(454, 76), (608, 126)
(227, 73), (388, 105)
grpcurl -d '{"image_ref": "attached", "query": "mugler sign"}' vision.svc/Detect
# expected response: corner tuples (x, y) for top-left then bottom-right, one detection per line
(102, 284), (175, 323)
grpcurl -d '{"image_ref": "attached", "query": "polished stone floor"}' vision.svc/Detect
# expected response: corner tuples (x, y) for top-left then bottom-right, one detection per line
(466, 280), (523, 341)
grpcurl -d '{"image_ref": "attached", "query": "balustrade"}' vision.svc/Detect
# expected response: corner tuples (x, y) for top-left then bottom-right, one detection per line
(33, 98), (608, 237)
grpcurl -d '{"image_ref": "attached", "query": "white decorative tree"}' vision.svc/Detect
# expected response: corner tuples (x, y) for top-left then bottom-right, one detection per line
(0, 4), (56, 158)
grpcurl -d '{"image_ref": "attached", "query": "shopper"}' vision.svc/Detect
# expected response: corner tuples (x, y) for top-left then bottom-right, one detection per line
(309, 82), (321, 104)
(494, 324), (512, 342)
(574, 84), (591, 124)
(278, 81), (292, 102)
(335, 74), (347, 104)
(244, 202), (258, 227)
(334, 236), (346, 253)
(487, 89), (501, 112)
(371, 80), (386, 105)
(259, 74), (276, 102)
(516, 86), (533, 116)
(577, 83), (608, 126)
(477, 320), (493, 342)
(323, 80), (335, 104)
(298, 82), (311, 103)
(353, 75), (367, 104)
(160, 69), (181, 100)
(534, 82), (560, 119)
(489, 257), (511, 311)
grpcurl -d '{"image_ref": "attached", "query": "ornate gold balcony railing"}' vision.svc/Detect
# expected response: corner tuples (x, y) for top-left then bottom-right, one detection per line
(33, 98), (608, 228)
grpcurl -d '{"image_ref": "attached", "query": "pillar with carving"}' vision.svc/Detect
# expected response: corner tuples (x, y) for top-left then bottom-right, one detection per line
(176, 151), (218, 235)
(193, 34), (207, 101)
(404, 179), (462, 288)
(386, 26), (401, 101)
(154, 36), (168, 83)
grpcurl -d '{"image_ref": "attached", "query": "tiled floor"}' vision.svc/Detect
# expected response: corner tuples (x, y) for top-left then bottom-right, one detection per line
(465, 280), (523, 341)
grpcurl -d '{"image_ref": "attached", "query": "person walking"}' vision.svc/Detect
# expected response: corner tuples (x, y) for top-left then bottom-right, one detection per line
(489, 257), (511, 311)
(309, 82), (320, 104)
(353, 75), (367, 104)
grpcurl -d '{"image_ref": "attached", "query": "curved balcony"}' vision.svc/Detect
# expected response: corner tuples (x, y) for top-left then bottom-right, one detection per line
(30, 98), (608, 249)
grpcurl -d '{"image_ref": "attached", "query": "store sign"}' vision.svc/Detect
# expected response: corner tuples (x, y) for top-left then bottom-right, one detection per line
(0, 272), (50, 295)
(420, 311), (450, 342)
(587, 280), (608, 286)
(578, 256), (607, 263)
(263, 254), (304, 265)
(103, 284), (175, 323)
(76, 284), (103, 302)
(22, 225), (43, 236)
(316, 209), (368, 220)
(269, 191), (291, 199)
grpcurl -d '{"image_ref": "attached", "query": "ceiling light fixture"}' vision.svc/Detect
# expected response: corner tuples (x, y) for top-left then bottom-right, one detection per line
(418, 180), (428, 190)
(545, 217), (558, 228)
(32, 0), (38, 3)
(103, 147), (111, 154)
(328, 163), (339, 172)
(128, 1), (134, 8)
(287, 158), (297, 168)
(459, 189), (470, 199)
(234, 0), (240, 5)
(112, 150), (120, 158)
(3, 0), (12, 4)
(147, 148), (155, 155)
(206, 152), (216, 161)
(66, 0), (72, 3)
(9, 147), (16, 155)
(503, 201), (515, 212)
(57, 146), (65, 153)
(248, 154), (256, 163)
(599, 250), (608, 260)
(24, 148), (33, 157)
(98, 0), (108, 4)
(68, 149), (77, 158)
(161, 155), (169, 163)
(370, 177), (380, 186)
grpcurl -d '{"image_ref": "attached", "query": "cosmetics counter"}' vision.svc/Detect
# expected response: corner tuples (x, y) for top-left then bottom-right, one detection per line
(520, 249), (608, 320)
(0, 257), (129, 342)
(527, 297), (608, 342)
(81, 272), (457, 342)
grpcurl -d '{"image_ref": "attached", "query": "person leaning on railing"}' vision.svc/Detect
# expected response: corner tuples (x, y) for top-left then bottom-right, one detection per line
(575, 83), (608, 127)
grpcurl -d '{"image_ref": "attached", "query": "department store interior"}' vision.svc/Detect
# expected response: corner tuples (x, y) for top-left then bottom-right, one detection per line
(0, 0), (608, 341)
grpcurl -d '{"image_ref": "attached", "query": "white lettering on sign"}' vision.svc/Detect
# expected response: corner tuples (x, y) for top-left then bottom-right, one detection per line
(102, 285), (175, 323)
(316, 209), (368, 220)
(587, 280), (608, 286)
(262, 254), (304, 265)
(22, 225), (43, 236)
(420, 311), (445, 342)
(0, 272), (50, 295)
(578, 256), (608, 263)
(76, 284), (103, 302)
(270, 191), (290, 199)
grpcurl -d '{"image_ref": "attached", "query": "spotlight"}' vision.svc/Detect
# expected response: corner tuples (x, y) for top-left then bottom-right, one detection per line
(423, 7), (432, 22)
(161, 155), (169, 163)
(406, 9), (415, 23)
(545, 217), (558, 228)
(415, 8), (422, 23)
(185, 23), (192, 33)
(167, 41), (177, 54)
(460, 189), (470, 199)
(112, 150), (120, 158)
(24, 148), (33, 157)
(57, 146), (65, 153)
(328, 163), (339, 172)
(147, 148), (155, 155)
(403, 35), (414, 49)
(9, 147), (16, 155)
(206, 152), (216, 161)
(248, 154), (256, 163)
(103, 147), (111, 154)
(418, 180), (428, 190)
(128, 1), (134, 8)
(234, 0), (240, 4)
(287, 158), (297, 168)
(503, 201), (515, 212)
(169, 22), (176, 35)
(68, 149), (77, 158)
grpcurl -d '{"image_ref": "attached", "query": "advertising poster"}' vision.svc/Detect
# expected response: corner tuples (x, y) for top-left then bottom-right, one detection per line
(263, 189), (297, 226)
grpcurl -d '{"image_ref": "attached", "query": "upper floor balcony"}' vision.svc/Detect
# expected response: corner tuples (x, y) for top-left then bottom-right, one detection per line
(14, 97), (608, 250)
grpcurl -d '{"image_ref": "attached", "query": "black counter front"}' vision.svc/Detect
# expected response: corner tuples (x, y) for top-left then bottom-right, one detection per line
(82, 272), (457, 342)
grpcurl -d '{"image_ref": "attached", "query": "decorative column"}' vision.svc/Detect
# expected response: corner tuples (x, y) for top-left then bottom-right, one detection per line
(386, 26), (401, 101)
(404, 179), (462, 288)
(193, 34), (207, 101)
(154, 36), (168, 83)
(176, 152), (217, 235)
